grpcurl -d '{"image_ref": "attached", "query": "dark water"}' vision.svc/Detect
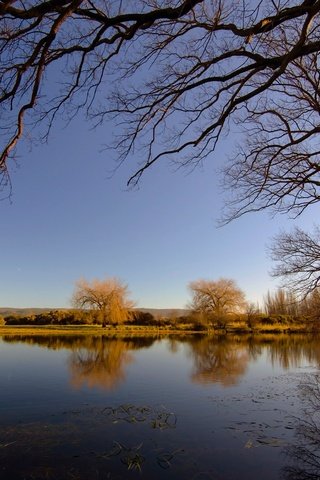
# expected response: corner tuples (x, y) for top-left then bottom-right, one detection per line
(1, 334), (320, 480)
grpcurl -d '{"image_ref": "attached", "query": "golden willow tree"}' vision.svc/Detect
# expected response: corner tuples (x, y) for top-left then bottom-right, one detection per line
(1, 1), (320, 294)
(72, 277), (134, 326)
(188, 278), (246, 327)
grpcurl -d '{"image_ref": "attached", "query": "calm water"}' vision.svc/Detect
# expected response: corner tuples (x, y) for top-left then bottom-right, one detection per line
(1, 334), (320, 480)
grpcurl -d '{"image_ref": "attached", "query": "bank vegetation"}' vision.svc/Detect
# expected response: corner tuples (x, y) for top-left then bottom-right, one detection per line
(1, 287), (320, 335)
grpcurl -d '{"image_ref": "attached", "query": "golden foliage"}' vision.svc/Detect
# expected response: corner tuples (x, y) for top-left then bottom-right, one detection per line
(72, 277), (135, 325)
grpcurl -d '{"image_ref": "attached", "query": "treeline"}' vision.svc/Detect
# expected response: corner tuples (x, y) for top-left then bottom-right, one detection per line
(1, 287), (320, 332)
(3, 309), (91, 326)
(1, 307), (319, 334)
(264, 289), (320, 320)
(2, 309), (193, 328)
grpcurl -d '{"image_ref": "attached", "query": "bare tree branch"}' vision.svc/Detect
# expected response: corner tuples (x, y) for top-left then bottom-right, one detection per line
(270, 227), (320, 297)
(1, 0), (320, 199)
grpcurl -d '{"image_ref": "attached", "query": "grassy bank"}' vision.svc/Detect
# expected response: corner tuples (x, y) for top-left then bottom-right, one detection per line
(0, 324), (200, 336)
(0, 322), (315, 336)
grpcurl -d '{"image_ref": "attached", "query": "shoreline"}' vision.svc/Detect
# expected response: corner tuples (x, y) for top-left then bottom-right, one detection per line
(0, 324), (314, 336)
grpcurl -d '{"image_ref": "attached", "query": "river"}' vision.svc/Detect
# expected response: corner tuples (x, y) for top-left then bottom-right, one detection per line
(1, 333), (319, 480)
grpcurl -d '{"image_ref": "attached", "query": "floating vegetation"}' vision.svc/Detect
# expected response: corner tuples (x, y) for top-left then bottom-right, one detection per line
(98, 441), (184, 473)
(226, 419), (290, 449)
(121, 448), (145, 472)
(150, 411), (177, 430)
(102, 404), (152, 424)
(100, 441), (145, 471)
(122, 451), (145, 472)
(102, 403), (177, 430)
(84, 405), (181, 473)
(156, 448), (185, 469)
(256, 436), (286, 447)
(244, 439), (254, 449)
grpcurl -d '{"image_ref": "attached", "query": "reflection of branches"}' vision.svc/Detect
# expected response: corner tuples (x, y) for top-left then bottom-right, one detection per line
(283, 373), (320, 480)
(187, 335), (320, 386)
(0, 334), (156, 392)
(3, 334), (320, 390)
(69, 338), (134, 390)
(189, 337), (249, 386)
(266, 336), (320, 370)
(1, 334), (157, 349)
(67, 336), (160, 391)
(1, 334), (154, 390)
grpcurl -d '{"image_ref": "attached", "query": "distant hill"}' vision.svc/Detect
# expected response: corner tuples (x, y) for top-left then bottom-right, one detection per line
(0, 307), (189, 318)
(138, 308), (189, 317)
(0, 307), (54, 317)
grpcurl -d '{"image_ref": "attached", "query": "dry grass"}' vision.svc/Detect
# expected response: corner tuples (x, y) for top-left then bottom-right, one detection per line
(0, 324), (199, 336)
(0, 320), (313, 337)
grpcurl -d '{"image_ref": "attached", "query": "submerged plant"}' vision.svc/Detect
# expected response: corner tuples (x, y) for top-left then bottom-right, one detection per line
(151, 411), (177, 430)
(156, 448), (185, 469)
(101, 441), (145, 472)
(121, 451), (145, 472)
(102, 403), (177, 429)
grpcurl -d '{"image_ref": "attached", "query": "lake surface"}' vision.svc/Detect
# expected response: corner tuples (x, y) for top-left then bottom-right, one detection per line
(1, 333), (320, 480)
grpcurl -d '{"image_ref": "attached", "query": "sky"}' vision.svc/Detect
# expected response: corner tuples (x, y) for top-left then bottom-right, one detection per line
(2, 3), (319, 311)
(1, 108), (317, 311)
(1, 48), (319, 313)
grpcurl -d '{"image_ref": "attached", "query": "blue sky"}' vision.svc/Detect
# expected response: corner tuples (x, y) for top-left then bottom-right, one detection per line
(1, 111), (317, 310)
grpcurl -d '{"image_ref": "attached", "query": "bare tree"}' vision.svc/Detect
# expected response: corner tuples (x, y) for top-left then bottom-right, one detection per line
(245, 302), (261, 329)
(305, 289), (320, 322)
(188, 278), (246, 327)
(1, 0), (320, 199)
(270, 227), (320, 297)
(222, 50), (320, 223)
(72, 277), (134, 326)
(263, 288), (299, 315)
(3, 1), (320, 295)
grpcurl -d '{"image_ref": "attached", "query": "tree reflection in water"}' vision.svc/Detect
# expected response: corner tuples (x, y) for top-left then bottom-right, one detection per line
(68, 337), (158, 390)
(188, 336), (249, 386)
(2, 335), (157, 390)
(283, 373), (320, 480)
(69, 338), (134, 390)
(2, 334), (320, 480)
(2, 334), (320, 390)
(186, 335), (320, 387)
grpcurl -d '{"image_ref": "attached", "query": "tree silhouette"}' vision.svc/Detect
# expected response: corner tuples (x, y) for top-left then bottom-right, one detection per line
(3, 1), (320, 293)
(270, 227), (320, 297)
(1, 0), (320, 204)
